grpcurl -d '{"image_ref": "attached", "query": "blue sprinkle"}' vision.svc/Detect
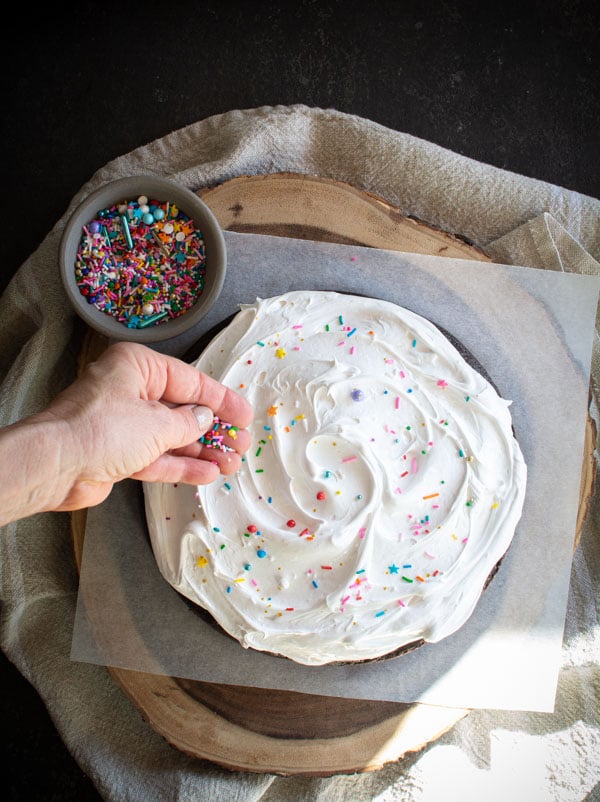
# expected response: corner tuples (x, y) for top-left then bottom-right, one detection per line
(375, 610), (386, 617)
(312, 579), (319, 588)
(257, 549), (267, 558)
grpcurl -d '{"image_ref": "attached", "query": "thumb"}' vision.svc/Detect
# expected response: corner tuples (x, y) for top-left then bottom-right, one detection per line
(161, 404), (214, 450)
(190, 405), (214, 436)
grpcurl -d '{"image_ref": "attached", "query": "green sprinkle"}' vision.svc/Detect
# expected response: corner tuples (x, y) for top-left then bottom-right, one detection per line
(256, 469), (264, 473)
(255, 447), (262, 457)
(220, 544), (226, 550)
(138, 311), (169, 328)
(402, 576), (414, 583)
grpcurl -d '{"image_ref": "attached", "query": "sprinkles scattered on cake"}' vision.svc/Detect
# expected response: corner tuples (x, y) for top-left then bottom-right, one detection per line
(144, 291), (527, 665)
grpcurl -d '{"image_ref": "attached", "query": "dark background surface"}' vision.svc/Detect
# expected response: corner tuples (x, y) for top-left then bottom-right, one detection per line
(2, 1), (599, 799)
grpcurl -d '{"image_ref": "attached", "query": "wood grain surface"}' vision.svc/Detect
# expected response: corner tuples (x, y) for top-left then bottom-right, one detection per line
(70, 172), (594, 776)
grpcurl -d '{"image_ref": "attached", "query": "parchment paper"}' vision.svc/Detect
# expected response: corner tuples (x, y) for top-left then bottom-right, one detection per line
(71, 231), (599, 712)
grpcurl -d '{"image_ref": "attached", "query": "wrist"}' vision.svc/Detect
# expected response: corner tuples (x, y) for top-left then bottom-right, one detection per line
(0, 415), (80, 525)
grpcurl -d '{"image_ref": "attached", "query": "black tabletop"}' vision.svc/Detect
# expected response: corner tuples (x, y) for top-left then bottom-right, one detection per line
(2, 2), (599, 800)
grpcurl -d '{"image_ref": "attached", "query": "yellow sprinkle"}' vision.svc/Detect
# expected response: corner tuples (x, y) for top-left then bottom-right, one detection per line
(196, 555), (208, 567)
(275, 347), (287, 359)
(492, 502), (499, 509)
(234, 577), (245, 583)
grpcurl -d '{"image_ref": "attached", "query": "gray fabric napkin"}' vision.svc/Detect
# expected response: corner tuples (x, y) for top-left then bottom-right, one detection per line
(1, 105), (598, 801)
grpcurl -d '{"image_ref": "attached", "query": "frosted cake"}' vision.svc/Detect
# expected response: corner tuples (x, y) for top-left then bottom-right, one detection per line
(144, 290), (527, 665)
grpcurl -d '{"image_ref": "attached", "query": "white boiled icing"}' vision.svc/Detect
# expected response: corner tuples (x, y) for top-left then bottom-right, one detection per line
(145, 291), (527, 665)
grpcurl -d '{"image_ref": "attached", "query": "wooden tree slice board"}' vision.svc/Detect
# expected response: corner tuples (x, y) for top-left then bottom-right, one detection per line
(71, 172), (594, 777)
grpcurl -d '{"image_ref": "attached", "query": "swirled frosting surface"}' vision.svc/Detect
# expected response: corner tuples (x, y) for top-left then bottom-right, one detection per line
(144, 291), (527, 665)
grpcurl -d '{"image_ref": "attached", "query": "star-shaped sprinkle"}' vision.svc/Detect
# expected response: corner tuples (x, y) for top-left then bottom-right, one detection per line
(268, 405), (278, 416)
(388, 563), (399, 574)
(275, 347), (287, 359)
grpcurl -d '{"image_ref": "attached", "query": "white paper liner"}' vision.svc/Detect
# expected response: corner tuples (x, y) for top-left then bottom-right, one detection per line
(71, 231), (599, 712)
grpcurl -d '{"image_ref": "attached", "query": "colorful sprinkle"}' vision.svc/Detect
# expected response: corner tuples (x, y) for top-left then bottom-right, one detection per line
(74, 197), (207, 329)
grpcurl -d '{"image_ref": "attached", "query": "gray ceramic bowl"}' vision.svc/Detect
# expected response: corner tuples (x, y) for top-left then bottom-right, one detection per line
(59, 175), (226, 343)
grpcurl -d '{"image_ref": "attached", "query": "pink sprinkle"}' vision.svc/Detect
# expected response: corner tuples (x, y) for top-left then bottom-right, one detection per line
(433, 504), (440, 509)
(338, 341), (345, 346)
(342, 455), (357, 463)
(397, 599), (406, 607)
(395, 396), (400, 409)
(358, 526), (366, 539)
(384, 357), (395, 364)
(411, 457), (419, 474)
(342, 595), (350, 604)
(351, 256), (357, 262)
(425, 551), (435, 558)
(462, 537), (469, 543)
(349, 346), (355, 355)
(251, 579), (258, 586)
(292, 324), (303, 329)
(400, 370), (406, 378)
(293, 346), (301, 351)
(437, 379), (448, 388)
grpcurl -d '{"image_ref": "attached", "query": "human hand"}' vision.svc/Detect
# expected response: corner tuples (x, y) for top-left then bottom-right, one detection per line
(0, 341), (253, 522)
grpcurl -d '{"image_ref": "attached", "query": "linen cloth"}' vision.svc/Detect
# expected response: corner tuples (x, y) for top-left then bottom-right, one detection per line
(1, 105), (598, 801)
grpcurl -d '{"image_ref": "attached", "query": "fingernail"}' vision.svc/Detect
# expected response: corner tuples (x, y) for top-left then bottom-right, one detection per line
(192, 405), (214, 434)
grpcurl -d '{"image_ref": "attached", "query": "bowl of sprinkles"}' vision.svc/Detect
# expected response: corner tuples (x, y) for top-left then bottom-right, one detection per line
(59, 175), (226, 343)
